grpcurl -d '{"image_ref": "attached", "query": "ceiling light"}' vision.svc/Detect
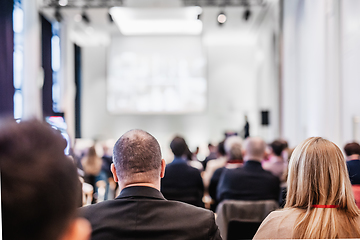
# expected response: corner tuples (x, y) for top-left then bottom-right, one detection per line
(58, 0), (68, 7)
(109, 7), (203, 35)
(217, 12), (227, 25)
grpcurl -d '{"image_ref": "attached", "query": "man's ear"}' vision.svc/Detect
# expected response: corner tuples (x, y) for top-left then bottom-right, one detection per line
(160, 159), (166, 178)
(60, 218), (91, 240)
(111, 163), (119, 182)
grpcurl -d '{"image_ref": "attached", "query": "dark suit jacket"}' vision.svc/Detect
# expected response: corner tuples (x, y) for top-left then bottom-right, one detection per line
(216, 160), (280, 202)
(347, 159), (360, 184)
(80, 186), (222, 240)
(161, 157), (204, 207)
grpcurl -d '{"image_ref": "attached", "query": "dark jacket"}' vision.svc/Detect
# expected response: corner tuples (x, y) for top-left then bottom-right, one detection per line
(347, 159), (360, 184)
(216, 160), (280, 202)
(80, 186), (222, 240)
(161, 157), (204, 207)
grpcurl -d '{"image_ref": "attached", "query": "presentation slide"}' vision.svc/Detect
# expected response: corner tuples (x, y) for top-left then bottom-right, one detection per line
(107, 36), (207, 114)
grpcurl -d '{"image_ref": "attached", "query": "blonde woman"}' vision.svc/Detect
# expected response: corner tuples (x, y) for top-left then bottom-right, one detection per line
(254, 137), (360, 239)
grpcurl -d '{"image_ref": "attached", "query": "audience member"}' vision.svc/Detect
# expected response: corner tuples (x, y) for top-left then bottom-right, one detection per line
(0, 119), (91, 240)
(217, 137), (280, 203)
(344, 142), (360, 185)
(202, 143), (218, 170)
(262, 140), (287, 180)
(202, 140), (227, 189)
(208, 136), (243, 210)
(81, 145), (103, 202)
(161, 136), (204, 207)
(98, 144), (114, 200)
(185, 144), (204, 170)
(81, 129), (221, 240)
(254, 137), (360, 239)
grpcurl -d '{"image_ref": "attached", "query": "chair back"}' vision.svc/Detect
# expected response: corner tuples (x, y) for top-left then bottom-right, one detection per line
(215, 199), (278, 240)
(227, 220), (262, 240)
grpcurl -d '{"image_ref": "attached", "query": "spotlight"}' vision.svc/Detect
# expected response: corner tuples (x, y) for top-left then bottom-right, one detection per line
(54, 7), (62, 22)
(81, 11), (90, 24)
(243, 8), (251, 21)
(58, 0), (68, 7)
(217, 12), (226, 25)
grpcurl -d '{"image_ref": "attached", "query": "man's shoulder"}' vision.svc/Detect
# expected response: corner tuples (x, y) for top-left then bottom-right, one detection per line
(81, 197), (213, 215)
(80, 199), (114, 216)
(347, 159), (360, 167)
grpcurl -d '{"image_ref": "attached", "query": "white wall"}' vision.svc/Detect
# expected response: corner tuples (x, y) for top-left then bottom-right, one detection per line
(80, 6), (280, 160)
(281, 0), (360, 148)
(341, 0), (360, 144)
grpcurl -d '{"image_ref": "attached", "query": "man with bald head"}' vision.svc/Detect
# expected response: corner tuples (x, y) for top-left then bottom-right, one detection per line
(81, 129), (222, 240)
(216, 137), (280, 203)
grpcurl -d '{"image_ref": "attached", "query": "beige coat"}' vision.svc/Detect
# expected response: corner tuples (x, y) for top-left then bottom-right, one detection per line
(253, 208), (360, 239)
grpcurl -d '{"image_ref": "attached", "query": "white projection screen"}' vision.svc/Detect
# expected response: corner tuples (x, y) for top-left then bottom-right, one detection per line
(107, 36), (207, 114)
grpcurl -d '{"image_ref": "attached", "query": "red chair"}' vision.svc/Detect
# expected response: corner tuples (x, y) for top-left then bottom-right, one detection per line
(352, 185), (360, 208)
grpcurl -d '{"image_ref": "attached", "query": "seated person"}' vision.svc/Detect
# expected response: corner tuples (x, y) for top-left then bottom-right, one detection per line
(344, 142), (360, 184)
(0, 119), (91, 240)
(217, 137), (280, 203)
(80, 129), (221, 240)
(262, 140), (287, 180)
(209, 136), (243, 210)
(202, 140), (227, 190)
(161, 136), (204, 207)
(254, 137), (360, 239)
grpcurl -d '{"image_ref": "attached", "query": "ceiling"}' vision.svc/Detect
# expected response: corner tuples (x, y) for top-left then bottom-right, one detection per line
(41, 0), (265, 8)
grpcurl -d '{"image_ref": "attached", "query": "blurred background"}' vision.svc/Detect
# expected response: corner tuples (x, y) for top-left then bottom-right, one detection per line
(1, 0), (360, 160)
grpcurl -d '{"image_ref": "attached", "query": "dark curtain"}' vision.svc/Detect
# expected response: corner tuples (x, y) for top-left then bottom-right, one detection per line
(41, 15), (54, 116)
(0, 0), (14, 116)
(75, 44), (81, 138)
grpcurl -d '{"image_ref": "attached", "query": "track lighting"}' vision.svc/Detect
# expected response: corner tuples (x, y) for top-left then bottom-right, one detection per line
(217, 12), (226, 25)
(58, 0), (68, 7)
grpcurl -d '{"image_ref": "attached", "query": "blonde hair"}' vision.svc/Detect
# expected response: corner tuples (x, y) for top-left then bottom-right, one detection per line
(285, 137), (360, 238)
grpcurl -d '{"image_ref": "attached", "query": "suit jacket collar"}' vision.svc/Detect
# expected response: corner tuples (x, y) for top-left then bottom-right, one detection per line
(117, 186), (166, 200)
(172, 156), (187, 164)
(244, 160), (263, 169)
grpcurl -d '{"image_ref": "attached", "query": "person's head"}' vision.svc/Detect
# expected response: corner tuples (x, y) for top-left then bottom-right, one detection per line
(286, 137), (356, 209)
(87, 145), (97, 157)
(0, 119), (91, 240)
(344, 142), (360, 159)
(270, 140), (286, 157)
(285, 137), (360, 238)
(208, 143), (217, 153)
(243, 137), (266, 162)
(170, 136), (187, 158)
(217, 140), (226, 157)
(111, 129), (165, 190)
(224, 136), (243, 160)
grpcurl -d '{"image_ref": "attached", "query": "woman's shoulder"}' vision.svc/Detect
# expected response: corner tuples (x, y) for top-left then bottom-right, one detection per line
(253, 208), (301, 239)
